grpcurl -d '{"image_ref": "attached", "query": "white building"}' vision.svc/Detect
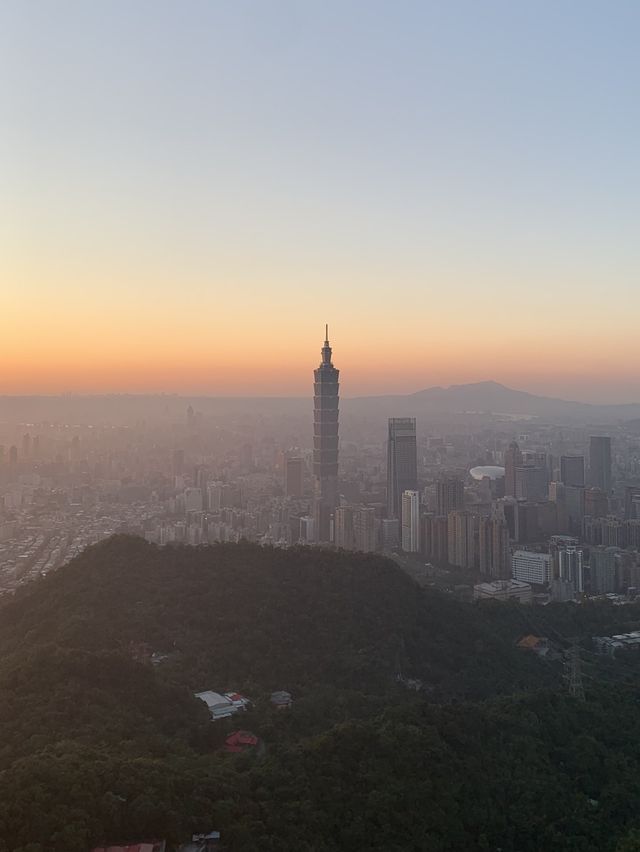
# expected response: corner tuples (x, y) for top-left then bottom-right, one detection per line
(474, 579), (533, 604)
(401, 490), (420, 553)
(512, 550), (551, 585)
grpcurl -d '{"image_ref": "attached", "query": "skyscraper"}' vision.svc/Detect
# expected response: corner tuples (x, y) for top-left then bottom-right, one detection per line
(354, 506), (377, 552)
(560, 455), (585, 488)
(313, 326), (339, 542)
(589, 436), (612, 493)
(436, 475), (464, 516)
(401, 490), (420, 552)
(284, 454), (305, 498)
(387, 418), (417, 519)
(447, 510), (477, 570)
(504, 441), (522, 497)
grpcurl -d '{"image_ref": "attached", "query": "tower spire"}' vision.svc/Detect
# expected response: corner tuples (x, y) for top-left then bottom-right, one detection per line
(321, 324), (332, 365)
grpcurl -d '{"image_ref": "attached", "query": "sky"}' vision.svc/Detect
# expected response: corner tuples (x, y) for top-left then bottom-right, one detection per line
(1, 0), (639, 401)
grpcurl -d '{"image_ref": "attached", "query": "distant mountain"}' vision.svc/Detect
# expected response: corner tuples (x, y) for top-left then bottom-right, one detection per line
(347, 380), (640, 422)
(1, 381), (639, 425)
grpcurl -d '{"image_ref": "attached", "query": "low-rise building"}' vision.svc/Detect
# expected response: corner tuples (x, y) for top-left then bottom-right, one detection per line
(195, 690), (249, 720)
(473, 579), (533, 604)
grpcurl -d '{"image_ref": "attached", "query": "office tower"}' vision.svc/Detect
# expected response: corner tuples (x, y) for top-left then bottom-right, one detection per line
(284, 455), (305, 498)
(334, 506), (355, 550)
(436, 475), (464, 516)
(515, 464), (548, 500)
(504, 441), (522, 497)
(560, 455), (585, 487)
(447, 510), (477, 570)
(589, 436), (612, 492)
(387, 418), (417, 518)
(0, 446), (4, 465)
(354, 506), (377, 552)
(401, 490), (420, 552)
(478, 517), (510, 578)
(8, 446), (17, 465)
(563, 485), (585, 534)
(513, 501), (542, 544)
(585, 487), (609, 519)
(313, 326), (340, 542)
(512, 551), (551, 585)
(558, 546), (584, 592)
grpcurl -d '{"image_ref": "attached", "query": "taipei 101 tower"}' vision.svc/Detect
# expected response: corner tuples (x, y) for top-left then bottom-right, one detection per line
(313, 325), (339, 542)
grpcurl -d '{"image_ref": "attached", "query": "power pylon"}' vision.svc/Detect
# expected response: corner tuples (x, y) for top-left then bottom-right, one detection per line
(564, 645), (586, 701)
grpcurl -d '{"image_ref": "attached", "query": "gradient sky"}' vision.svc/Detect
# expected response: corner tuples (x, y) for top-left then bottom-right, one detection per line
(2, 0), (640, 401)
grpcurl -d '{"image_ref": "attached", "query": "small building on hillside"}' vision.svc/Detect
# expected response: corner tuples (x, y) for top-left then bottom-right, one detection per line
(270, 690), (293, 710)
(91, 841), (166, 852)
(516, 634), (550, 657)
(178, 831), (221, 852)
(223, 730), (259, 753)
(195, 690), (249, 720)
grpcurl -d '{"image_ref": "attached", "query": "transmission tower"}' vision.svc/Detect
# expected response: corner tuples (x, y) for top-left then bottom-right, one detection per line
(564, 645), (586, 701)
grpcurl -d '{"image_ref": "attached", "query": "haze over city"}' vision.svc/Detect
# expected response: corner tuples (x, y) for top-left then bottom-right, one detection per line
(4, 3), (640, 851)
(3, 0), (640, 402)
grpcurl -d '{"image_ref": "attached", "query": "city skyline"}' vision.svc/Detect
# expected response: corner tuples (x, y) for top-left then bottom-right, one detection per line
(3, 2), (640, 401)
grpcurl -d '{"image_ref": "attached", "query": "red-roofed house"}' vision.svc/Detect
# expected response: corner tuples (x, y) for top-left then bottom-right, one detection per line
(223, 730), (259, 753)
(91, 842), (165, 852)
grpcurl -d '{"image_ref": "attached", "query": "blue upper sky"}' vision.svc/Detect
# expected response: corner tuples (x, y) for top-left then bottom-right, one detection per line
(2, 1), (639, 400)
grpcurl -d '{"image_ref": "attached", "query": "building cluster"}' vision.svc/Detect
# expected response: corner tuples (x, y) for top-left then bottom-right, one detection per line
(2, 330), (640, 609)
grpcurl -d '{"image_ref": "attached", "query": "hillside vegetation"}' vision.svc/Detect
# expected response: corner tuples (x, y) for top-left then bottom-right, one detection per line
(1, 537), (640, 851)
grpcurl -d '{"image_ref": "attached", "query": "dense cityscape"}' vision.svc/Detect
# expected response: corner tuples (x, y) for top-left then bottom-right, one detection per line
(2, 329), (640, 611)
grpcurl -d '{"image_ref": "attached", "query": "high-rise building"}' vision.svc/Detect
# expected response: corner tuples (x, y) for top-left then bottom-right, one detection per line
(504, 441), (522, 497)
(585, 487), (608, 519)
(512, 551), (551, 585)
(354, 506), (377, 552)
(381, 518), (400, 551)
(313, 327), (340, 542)
(515, 464), (548, 500)
(558, 546), (584, 592)
(387, 418), (417, 519)
(590, 547), (618, 594)
(589, 436), (612, 493)
(421, 514), (449, 563)
(334, 506), (355, 550)
(284, 455), (305, 498)
(436, 475), (464, 517)
(560, 455), (585, 487)
(401, 490), (420, 552)
(447, 510), (477, 570)
(478, 517), (510, 578)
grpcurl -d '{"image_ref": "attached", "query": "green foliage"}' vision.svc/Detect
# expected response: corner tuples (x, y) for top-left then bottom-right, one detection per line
(0, 536), (640, 850)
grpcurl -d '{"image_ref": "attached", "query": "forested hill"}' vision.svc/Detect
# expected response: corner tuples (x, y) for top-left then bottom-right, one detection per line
(0, 535), (556, 699)
(3, 537), (640, 851)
